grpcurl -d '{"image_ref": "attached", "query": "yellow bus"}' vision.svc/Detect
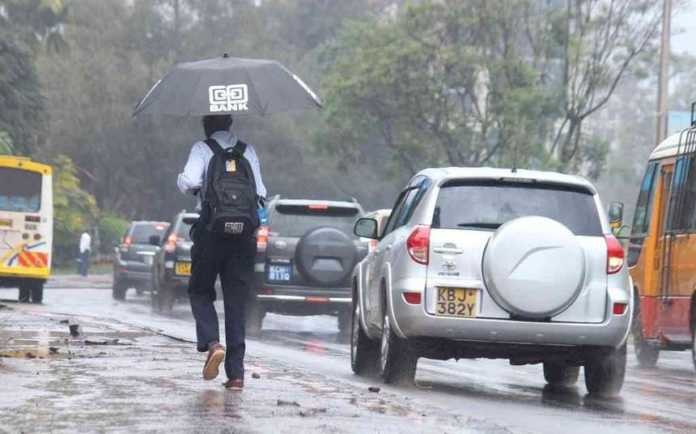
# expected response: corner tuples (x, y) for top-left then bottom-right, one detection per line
(0, 156), (53, 303)
(612, 106), (696, 370)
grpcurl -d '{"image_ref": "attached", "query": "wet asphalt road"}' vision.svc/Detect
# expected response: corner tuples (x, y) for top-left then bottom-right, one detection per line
(1, 278), (695, 434)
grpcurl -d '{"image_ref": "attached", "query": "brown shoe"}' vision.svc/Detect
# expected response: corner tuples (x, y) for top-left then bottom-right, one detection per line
(223, 378), (244, 390)
(203, 344), (225, 380)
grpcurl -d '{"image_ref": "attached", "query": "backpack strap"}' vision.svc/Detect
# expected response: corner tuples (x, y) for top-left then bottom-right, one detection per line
(230, 140), (247, 158)
(204, 138), (224, 155)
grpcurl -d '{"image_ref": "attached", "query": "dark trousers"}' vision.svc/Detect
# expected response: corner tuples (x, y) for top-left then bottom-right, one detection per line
(78, 250), (90, 276)
(189, 227), (256, 380)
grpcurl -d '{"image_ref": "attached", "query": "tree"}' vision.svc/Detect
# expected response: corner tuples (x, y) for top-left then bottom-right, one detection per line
(318, 0), (661, 178)
(0, 0), (67, 154)
(51, 155), (98, 264)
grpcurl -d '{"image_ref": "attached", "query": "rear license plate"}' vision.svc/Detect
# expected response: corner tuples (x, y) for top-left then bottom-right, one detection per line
(0, 218), (12, 228)
(436, 288), (478, 317)
(267, 263), (292, 282)
(175, 262), (191, 276)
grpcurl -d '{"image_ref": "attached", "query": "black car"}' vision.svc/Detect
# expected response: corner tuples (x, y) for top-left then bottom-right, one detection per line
(248, 197), (367, 336)
(112, 221), (169, 300)
(150, 211), (196, 312)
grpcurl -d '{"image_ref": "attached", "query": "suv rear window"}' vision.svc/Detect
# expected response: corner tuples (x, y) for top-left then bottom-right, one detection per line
(176, 220), (193, 241)
(130, 222), (169, 244)
(433, 181), (602, 236)
(269, 204), (359, 237)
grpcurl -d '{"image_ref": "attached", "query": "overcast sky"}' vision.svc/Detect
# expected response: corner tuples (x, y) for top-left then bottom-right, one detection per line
(673, 0), (696, 55)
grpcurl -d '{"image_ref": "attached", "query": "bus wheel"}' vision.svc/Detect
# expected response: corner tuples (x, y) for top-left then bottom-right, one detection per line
(632, 301), (659, 368)
(18, 284), (31, 303)
(30, 280), (44, 304)
(691, 320), (695, 372)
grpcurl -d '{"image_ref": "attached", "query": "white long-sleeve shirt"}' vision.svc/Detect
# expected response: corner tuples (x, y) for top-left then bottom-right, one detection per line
(79, 232), (91, 253)
(177, 130), (267, 208)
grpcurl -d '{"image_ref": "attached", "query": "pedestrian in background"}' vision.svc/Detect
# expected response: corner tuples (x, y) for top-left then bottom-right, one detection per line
(78, 230), (91, 277)
(177, 114), (266, 390)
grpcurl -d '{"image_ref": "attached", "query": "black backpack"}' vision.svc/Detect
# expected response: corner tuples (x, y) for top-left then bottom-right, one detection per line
(201, 138), (259, 237)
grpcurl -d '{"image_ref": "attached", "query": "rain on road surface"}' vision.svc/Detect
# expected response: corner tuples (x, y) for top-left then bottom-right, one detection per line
(1, 276), (695, 434)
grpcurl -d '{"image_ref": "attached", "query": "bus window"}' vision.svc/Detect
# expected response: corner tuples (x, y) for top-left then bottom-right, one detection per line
(631, 162), (659, 235)
(628, 162), (658, 267)
(0, 167), (42, 212)
(669, 156), (696, 232)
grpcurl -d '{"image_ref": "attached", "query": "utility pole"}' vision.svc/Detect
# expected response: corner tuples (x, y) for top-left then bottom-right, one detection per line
(656, 0), (672, 145)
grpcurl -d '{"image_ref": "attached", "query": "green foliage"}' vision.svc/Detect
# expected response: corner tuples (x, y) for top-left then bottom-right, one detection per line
(318, 0), (660, 177)
(97, 213), (129, 254)
(51, 155), (98, 264)
(0, 29), (44, 154)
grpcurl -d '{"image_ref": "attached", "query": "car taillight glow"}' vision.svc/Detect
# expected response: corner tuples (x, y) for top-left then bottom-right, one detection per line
(164, 233), (177, 253)
(257, 226), (269, 251)
(613, 302), (627, 315)
(403, 292), (422, 304)
(308, 204), (329, 210)
(605, 234), (624, 274)
(407, 225), (430, 265)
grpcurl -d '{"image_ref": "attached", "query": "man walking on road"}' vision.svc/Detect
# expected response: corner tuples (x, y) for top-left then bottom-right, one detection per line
(78, 231), (91, 277)
(177, 114), (266, 390)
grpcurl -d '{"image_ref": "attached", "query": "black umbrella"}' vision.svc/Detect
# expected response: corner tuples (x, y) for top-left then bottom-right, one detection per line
(133, 54), (322, 117)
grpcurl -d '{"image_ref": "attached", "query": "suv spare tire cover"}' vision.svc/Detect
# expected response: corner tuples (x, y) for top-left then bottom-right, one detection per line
(482, 216), (586, 319)
(296, 226), (358, 287)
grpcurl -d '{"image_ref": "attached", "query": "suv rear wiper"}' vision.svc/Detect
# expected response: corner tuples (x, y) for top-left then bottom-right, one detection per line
(456, 222), (502, 229)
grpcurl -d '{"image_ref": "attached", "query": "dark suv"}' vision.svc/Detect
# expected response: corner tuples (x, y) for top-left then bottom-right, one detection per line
(248, 197), (367, 336)
(150, 211), (196, 312)
(113, 221), (169, 300)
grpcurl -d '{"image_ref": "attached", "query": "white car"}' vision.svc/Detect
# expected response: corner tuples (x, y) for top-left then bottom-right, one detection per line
(351, 167), (632, 397)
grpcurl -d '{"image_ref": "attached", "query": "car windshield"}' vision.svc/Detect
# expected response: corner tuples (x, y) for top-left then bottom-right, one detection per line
(0, 168), (42, 212)
(433, 181), (602, 236)
(269, 204), (359, 237)
(130, 222), (169, 244)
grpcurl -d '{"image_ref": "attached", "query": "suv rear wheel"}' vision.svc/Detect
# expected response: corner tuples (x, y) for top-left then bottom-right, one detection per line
(378, 310), (417, 385)
(543, 362), (579, 387)
(584, 344), (627, 398)
(691, 319), (695, 372)
(112, 279), (127, 300)
(350, 299), (378, 375)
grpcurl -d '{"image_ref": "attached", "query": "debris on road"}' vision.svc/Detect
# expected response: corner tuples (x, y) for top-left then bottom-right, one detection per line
(69, 323), (80, 337)
(251, 372), (261, 379)
(298, 407), (327, 417)
(84, 338), (122, 346)
(276, 399), (301, 407)
(368, 386), (381, 393)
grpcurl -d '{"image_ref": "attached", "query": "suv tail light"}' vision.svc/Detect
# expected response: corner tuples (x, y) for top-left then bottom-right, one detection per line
(257, 225), (269, 251)
(164, 233), (177, 253)
(407, 225), (430, 265)
(605, 235), (624, 274)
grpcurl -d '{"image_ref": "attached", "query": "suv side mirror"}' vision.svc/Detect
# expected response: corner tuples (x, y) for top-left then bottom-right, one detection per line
(148, 235), (161, 246)
(608, 201), (624, 232)
(354, 218), (379, 239)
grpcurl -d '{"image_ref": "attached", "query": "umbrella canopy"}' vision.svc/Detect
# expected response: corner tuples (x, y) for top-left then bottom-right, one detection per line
(133, 55), (322, 117)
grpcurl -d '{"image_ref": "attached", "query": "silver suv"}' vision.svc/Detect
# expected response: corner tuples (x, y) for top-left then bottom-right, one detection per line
(351, 168), (632, 397)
